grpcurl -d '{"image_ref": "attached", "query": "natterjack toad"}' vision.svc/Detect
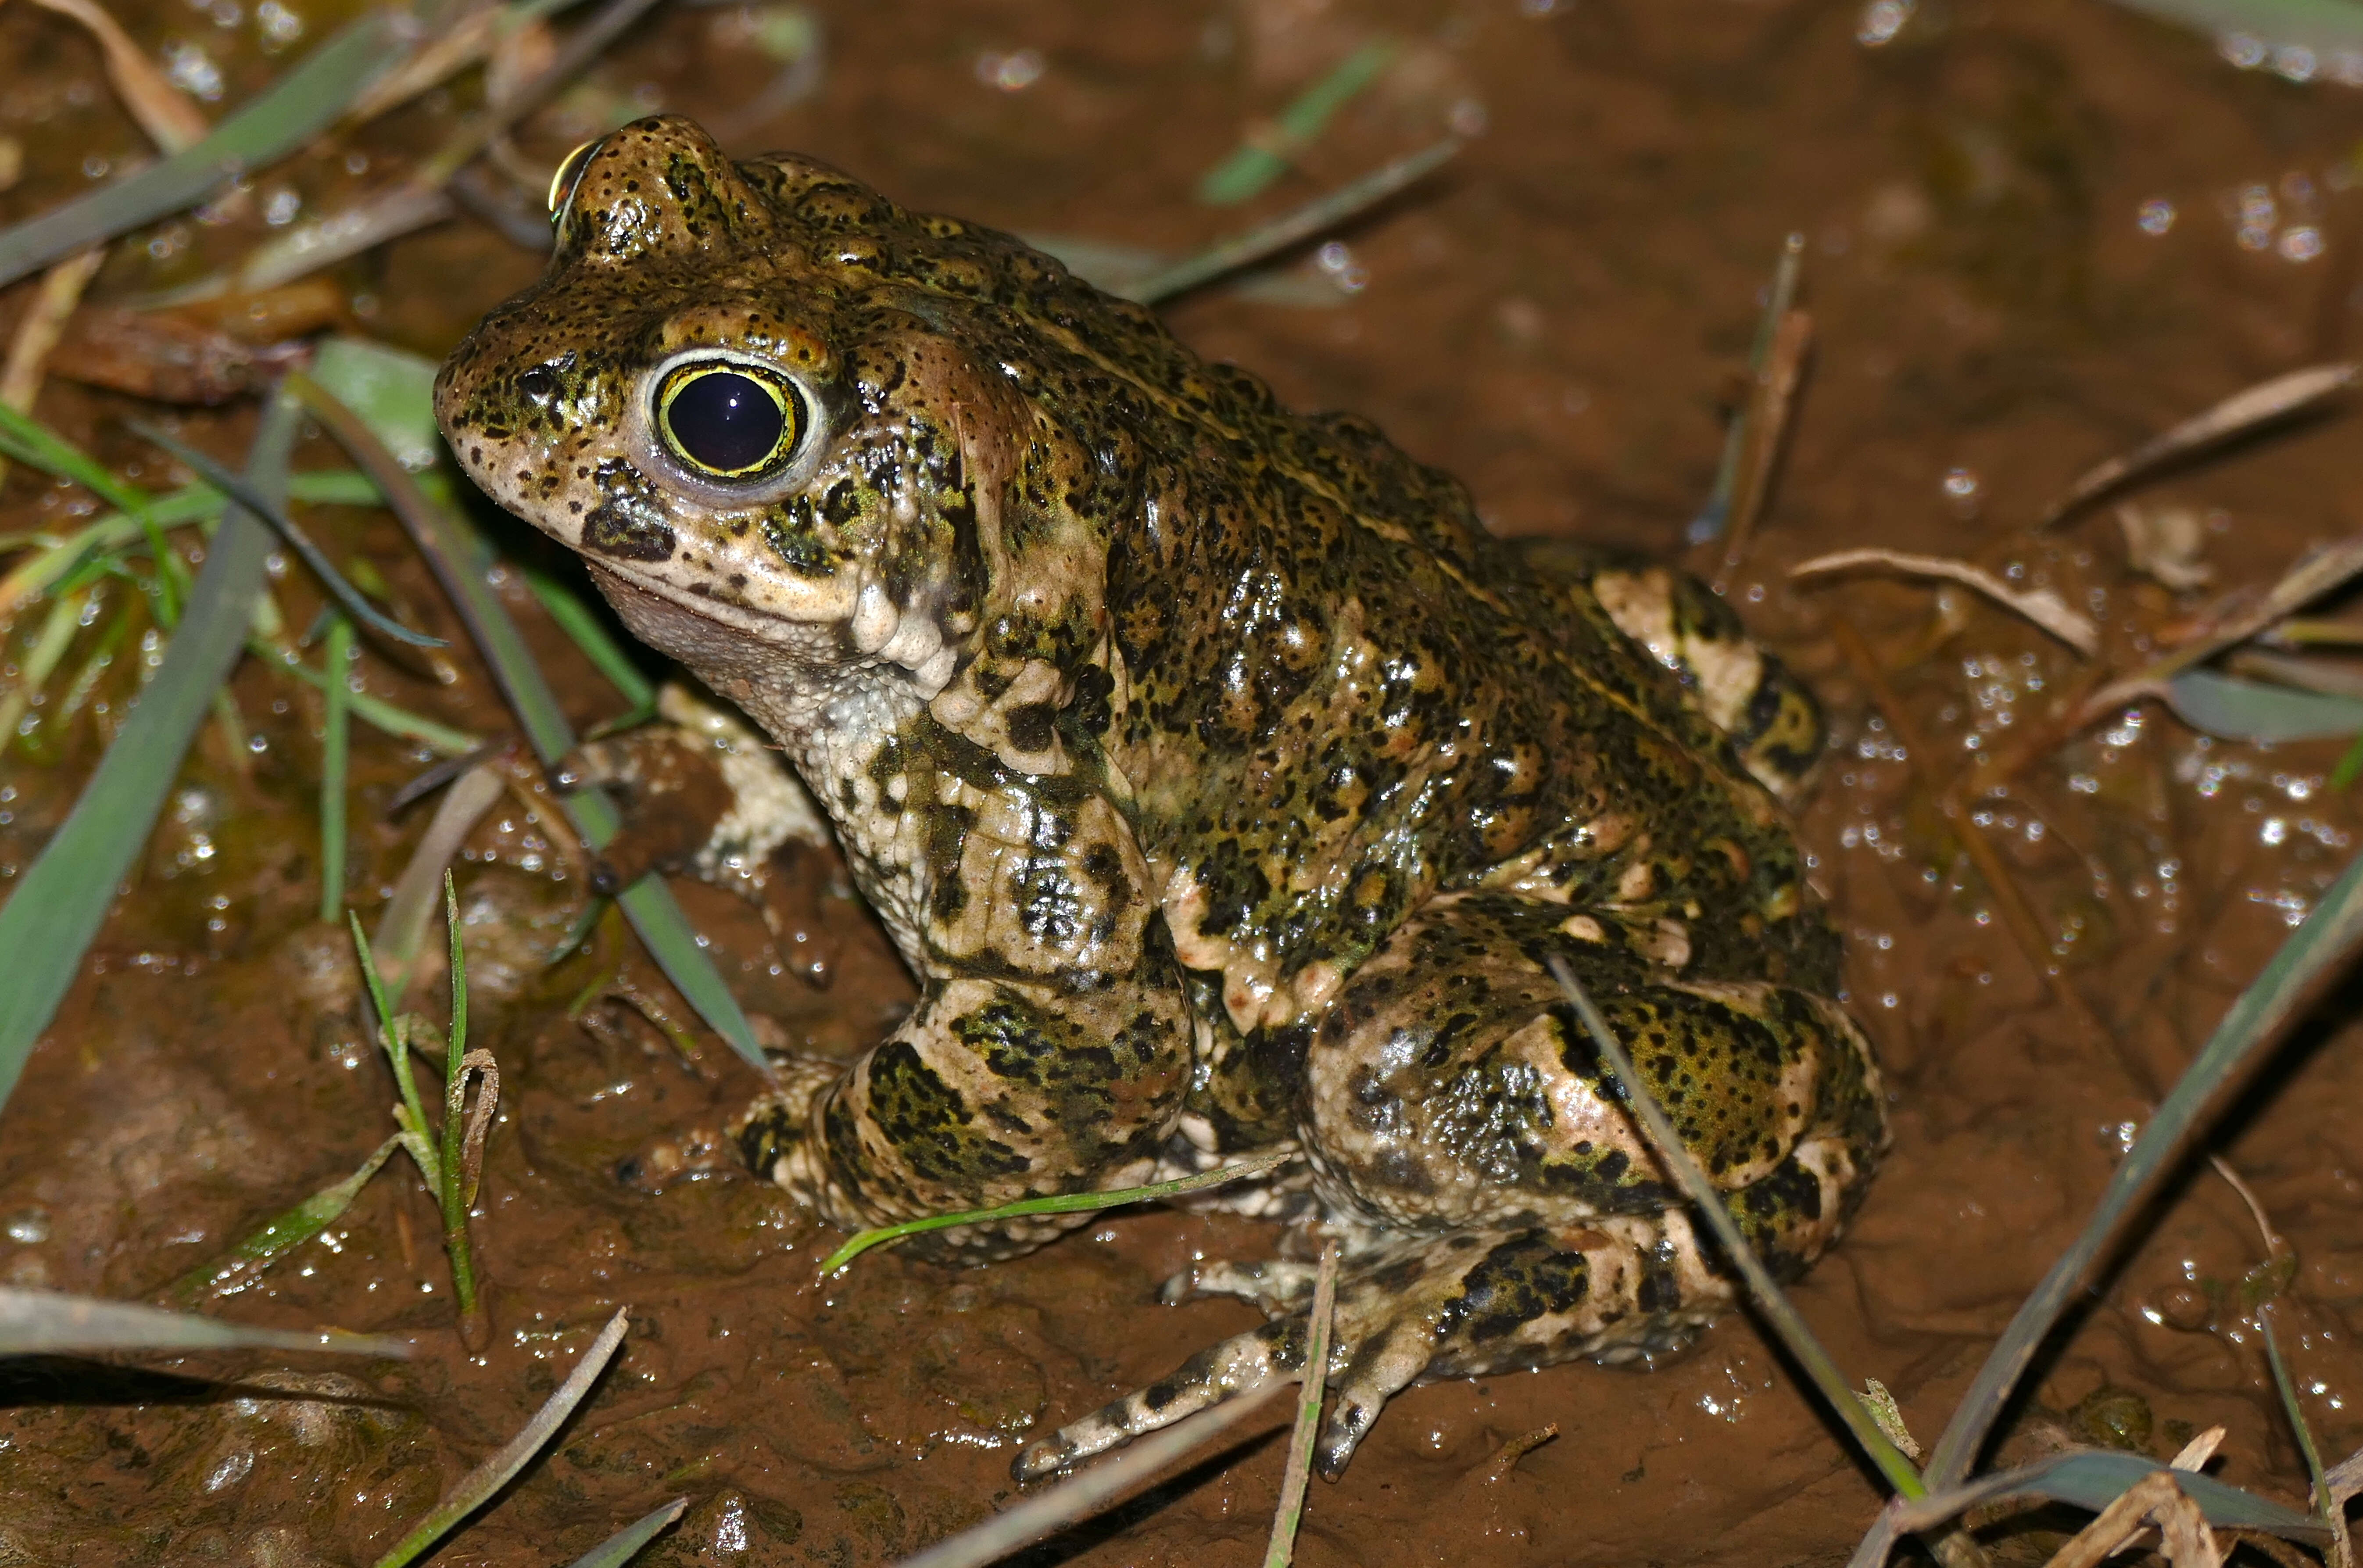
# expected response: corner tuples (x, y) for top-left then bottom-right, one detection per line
(435, 117), (1885, 1481)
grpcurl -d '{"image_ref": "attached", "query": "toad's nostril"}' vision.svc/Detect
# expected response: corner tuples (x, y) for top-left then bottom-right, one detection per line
(519, 365), (559, 400)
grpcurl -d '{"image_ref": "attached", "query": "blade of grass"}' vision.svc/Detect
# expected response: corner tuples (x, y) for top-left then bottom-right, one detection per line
(0, 402), (183, 624)
(1894, 1450), (2328, 1542)
(0, 12), (401, 289)
(369, 1306), (631, 1568)
(1917, 848), (2363, 1494)
(1544, 956), (1926, 1500)
(0, 390), (297, 1116)
(1197, 39), (1400, 206)
(0, 1285), (408, 1357)
(320, 615), (354, 920)
(1690, 233), (1805, 546)
(2041, 362), (2357, 528)
(266, 647), (478, 755)
(372, 763), (506, 998)
(347, 913), (441, 1197)
(820, 1148), (1295, 1275)
(0, 588), (89, 757)
(171, 1134), (404, 1303)
(133, 421), (445, 648)
(287, 368), (766, 1069)
(0, 471), (380, 621)
(523, 565), (655, 724)
(435, 874), (483, 1328)
(1263, 1241), (1339, 1568)
(566, 1497), (688, 1568)
(2261, 1312), (2349, 1562)
(1128, 139), (1460, 307)
(894, 1380), (1292, 1568)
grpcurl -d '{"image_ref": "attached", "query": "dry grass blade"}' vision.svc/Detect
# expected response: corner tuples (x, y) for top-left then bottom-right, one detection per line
(2067, 532), (2363, 738)
(1544, 956), (1926, 1500)
(820, 1148), (1295, 1274)
(1127, 139), (1460, 306)
(2041, 362), (2360, 527)
(892, 1381), (1292, 1568)
(2330, 1445), (2363, 1508)
(1915, 847), (2363, 1497)
(26, 0), (209, 150)
(368, 1307), (632, 1568)
(0, 245), (107, 424)
(565, 1496), (689, 1568)
(1264, 1241), (1341, 1568)
(1709, 303), (1813, 594)
(2044, 1471), (2220, 1568)
(1793, 549), (2100, 655)
(371, 762), (506, 1000)
(0, 1286), (408, 1357)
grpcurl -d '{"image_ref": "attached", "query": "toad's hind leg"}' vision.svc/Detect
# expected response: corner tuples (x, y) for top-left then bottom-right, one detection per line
(1014, 894), (1884, 1482)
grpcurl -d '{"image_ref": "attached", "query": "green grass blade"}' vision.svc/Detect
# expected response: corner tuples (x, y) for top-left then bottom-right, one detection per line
(369, 1307), (632, 1568)
(1131, 140), (1459, 307)
(289, 366), (765, 1070)
(134, 422), (444, 649)
(0, 13), (402, 289)
(171, 1134), (404, 1303)
(1546, 956), (1926, 1500)
(265, 647), (478, 754)
(0, 404), (181, 625)
(0, 589), (89, 758)
(1894, 1449), (2330, 1542)
(820, 1148), (1294, 1275)
(1919, 849), (2363, 1492)
(2105, 0), (2363, 52)
(436, 874), (480, 1319)
(0, 392), (299, 1117)
(0, 1286), (408, 1357)
(523, 566), (655, 714)
(564, 1497), (688, 1568)
(320, 616), (354, 920)
(1197, 39), (1400, 206)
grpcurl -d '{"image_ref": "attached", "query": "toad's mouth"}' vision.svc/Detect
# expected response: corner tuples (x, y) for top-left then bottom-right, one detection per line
(580, 554), (858, 641)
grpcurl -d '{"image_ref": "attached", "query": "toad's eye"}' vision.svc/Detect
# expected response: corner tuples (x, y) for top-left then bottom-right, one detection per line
(547, 138), (600, 223)
(654, 360), (803, 480)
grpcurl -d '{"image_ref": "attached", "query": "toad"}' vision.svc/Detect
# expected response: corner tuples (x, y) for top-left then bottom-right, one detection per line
(434, 117), (1886, 1481)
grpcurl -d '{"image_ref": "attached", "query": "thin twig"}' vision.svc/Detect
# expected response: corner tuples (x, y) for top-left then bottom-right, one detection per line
(1263, 1241), (1340, 1567)
(1712, 304), (1814, 594)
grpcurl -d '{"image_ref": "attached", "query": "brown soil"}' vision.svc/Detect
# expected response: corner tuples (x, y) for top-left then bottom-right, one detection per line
(4, 1), (2363, 1564)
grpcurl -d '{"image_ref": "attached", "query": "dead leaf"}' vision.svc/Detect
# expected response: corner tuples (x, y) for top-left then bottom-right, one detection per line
(1792, 548), (2099, 655)
(43, 306), (311, 405)
(2042, 1470), (2221, 1568)
(26, 0), (208, 153)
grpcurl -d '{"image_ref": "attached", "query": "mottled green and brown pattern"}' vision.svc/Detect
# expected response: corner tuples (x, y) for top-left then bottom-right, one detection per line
(437, 116), (1886, 1480)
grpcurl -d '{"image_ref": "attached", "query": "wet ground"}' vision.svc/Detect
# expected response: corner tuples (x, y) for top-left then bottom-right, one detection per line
(4, 0), (2363, 1563)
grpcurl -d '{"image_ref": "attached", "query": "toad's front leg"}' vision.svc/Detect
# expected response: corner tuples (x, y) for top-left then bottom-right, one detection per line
(732, 967), (1192, 1260)
(729, 749), (1196, 1261)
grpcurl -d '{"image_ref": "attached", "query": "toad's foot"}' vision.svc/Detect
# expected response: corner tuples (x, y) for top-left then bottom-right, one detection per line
(1013, 1217), (1733, 1483)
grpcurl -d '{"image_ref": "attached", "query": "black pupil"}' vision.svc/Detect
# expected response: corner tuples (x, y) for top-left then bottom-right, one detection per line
(666, 371), (786, 474)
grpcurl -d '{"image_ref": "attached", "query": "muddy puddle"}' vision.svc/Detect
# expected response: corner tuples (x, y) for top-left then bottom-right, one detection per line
(4, 0), (2363, 1563)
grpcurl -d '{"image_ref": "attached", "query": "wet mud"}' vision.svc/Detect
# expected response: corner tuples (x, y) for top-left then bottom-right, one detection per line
(4, 0), (2363, 1563)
